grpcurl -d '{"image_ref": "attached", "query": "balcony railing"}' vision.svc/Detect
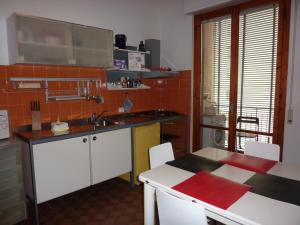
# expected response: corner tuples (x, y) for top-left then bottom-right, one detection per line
(204, 104), (274, 150)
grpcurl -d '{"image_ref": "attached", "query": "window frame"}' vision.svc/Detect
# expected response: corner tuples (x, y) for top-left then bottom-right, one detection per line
(193, 0), (291, 160)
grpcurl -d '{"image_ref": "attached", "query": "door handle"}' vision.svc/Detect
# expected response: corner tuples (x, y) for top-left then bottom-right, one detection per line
(82, 138), (87, 143)
(92, 136), (97, 141)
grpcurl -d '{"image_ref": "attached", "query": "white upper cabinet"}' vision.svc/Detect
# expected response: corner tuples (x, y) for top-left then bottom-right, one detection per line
(8, 14), (73, 65)
(7, 13), (113, 67)
(72, 24), (113, 67)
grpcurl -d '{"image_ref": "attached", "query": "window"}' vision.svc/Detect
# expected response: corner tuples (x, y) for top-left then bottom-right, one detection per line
(194, 0), (291, 155)
(237, 5), (279, 148)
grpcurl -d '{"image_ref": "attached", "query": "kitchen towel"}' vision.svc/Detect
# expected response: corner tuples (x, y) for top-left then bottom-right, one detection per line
(173, 171), (251, 210)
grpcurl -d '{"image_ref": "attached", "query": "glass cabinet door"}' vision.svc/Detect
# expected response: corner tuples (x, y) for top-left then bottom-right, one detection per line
(72, 24), (113, 67)
(200, 16), (232, 149)
(16, 14), (73, 65)
(7, 13), (113, 67)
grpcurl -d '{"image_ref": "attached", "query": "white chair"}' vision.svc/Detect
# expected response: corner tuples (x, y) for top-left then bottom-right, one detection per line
(244, 141), (280, 161)
(149, 142), (175, 169)
(156, 189), (208, 225)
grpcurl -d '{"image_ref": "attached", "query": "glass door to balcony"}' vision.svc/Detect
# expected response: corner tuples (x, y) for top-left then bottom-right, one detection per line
(236, 5), (279, 150)
(200, 15), (231, 150)
(198, 3), (281, 152)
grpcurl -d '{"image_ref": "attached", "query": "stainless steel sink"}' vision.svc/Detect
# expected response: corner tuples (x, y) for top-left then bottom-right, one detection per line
(90, 118), (116, 127)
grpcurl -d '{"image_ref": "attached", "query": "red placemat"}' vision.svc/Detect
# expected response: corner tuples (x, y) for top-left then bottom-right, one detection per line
(173, 171), (251, 210)
(220, 153), (277, 174)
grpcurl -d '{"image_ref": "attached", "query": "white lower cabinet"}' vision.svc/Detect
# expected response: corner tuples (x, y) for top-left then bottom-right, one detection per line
(91, 128), (131, 185)
(32, 136), (91, 204)
(31, 128), (132, 204)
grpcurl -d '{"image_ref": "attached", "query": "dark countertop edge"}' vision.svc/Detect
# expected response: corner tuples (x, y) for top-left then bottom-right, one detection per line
(16, 114), (185, 145)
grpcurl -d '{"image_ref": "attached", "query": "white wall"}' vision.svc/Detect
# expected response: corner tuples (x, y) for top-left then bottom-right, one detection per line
(0, 0), (161, 65)
(183, 0), (248, 14)
(159, 0), (193, 70)
(0, 0), (193, 70)
(283, 0), (300, 164)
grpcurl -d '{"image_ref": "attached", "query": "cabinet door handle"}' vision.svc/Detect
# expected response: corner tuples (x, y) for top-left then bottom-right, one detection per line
(83, 138), (87, 143)
(92, 136), (97, 141)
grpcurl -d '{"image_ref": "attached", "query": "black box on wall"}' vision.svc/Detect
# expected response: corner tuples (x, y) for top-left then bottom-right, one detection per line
(145, 39), (160, 70)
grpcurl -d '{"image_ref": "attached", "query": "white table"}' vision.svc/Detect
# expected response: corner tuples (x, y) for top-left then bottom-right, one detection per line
(139, 147), (300, 225)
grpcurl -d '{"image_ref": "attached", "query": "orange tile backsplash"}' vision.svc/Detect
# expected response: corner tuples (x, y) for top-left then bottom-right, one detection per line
(0, 65), (191, 136)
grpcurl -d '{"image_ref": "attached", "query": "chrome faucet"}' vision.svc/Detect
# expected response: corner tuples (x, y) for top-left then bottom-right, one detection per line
(95, 110), (108, 121)
(90, 110), (108, 124)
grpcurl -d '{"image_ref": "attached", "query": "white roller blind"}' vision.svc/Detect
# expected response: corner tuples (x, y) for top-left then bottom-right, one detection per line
(213, 17), (231, 116)
(237, 4), (279, 136)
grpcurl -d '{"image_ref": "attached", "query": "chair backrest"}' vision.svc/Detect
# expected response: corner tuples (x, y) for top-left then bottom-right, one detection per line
(237, 116), (259, 130)
(149, 142), (174, 169)
(156, 189), (208, 225)
(244, 141), (280, 161)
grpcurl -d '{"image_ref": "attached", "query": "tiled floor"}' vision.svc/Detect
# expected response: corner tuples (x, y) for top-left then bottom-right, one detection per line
(20, 178), (144, 225)
(19, 178), (223, 225)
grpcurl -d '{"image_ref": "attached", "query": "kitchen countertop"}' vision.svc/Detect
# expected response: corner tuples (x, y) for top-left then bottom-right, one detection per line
(15, 110), (185, 145)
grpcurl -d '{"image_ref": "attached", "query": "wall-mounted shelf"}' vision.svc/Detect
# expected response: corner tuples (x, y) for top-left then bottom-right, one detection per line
(106, 69), (179, 82)
(114, 47), (151, 55)
(141, 70), (179, 78)
(112, 43), (179, 79)
(106, 83), (150, 91)
(10, 77), (101, 102)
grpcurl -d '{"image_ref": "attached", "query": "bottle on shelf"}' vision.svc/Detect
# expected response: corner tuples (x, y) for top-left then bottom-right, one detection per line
(138, 41), (145, 52)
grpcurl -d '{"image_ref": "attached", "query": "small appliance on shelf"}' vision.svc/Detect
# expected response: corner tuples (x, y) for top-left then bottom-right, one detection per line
(128, 52), (145, 71)
(115, 34), (127, 49)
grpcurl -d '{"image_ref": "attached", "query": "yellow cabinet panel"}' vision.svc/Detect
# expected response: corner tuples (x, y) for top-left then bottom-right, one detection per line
(120, 123), (160, 184)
